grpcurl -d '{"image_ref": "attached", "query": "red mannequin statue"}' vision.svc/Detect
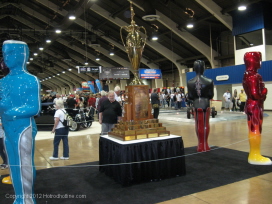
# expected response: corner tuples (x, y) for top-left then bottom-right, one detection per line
(243, 52), (272, 165)
(187, 60), (214, 152)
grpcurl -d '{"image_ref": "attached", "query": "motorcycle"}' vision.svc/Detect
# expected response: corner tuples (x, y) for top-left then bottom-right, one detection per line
(65, 107), (94, 131)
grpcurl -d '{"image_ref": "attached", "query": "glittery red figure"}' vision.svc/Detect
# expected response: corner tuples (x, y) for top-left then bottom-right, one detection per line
(243, 52), (271, 165)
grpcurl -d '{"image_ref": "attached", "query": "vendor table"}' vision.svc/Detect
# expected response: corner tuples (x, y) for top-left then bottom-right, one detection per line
(99, 135), (186, 186)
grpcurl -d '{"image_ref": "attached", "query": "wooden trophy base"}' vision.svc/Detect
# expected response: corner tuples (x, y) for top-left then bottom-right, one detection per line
(108, 85), (170, 141)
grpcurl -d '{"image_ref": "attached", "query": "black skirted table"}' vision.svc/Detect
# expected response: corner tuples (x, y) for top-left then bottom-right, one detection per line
(99, 135), (186, 186)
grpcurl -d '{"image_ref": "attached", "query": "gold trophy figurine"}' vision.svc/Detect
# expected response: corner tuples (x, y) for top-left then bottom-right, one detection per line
(120, 1), (146, 85)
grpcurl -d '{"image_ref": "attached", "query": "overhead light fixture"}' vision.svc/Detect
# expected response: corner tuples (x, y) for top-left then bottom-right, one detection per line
(185, 8), (195, 29)
(46, 39), (51, 43)
(39, 46), (44, 51)
(27, 62), (30, 64)
(238, 1), (247, 11)
(29, 58), (33, 61)
(49, 77), (51, 79)
(34, 53), (38, 56)
(186, 19), (194, 28)
(151, 31), (158, 41)
(55, 29), (62, 34)
(68, 68), (72, 71)
(151, 24), (159, 41)
(95, 51), (100, 61)
(69, 14), (76, 20)
(53, 75), (56, 77)
(109, 44), (115, 56)
(85, 62), (88, 65)
(57, 73), (60, 75)
(62, 71), (65, 73)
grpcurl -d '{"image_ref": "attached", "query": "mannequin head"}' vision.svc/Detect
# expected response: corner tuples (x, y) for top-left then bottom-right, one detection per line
(244, 52), (262, 72)
(193, 60), (205, 75)
(2, 40), (29, 71)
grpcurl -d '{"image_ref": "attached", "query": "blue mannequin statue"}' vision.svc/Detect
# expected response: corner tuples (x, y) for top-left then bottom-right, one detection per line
(0, 40), (41, 204)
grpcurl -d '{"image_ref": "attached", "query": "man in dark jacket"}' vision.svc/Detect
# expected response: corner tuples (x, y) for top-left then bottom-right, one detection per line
(151, 88), (160, 119)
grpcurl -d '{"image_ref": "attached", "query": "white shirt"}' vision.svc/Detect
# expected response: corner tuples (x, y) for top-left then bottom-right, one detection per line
(114, 92), (121, 102)
(177, 94), (182, 102)
(54, 109), (66, 129)
(53, 97), (63, 104)
(223, 92), (231, 101)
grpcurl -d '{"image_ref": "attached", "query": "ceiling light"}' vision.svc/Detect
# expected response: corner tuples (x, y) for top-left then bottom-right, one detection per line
(53, 75), (56, 77)
(49, 77), (51, 79)
(85, 62), (88, 65)
(57, 73), (60, 75)
(238, 5), (247, 11)
(30, 58), (33, 61)
(238, 1), (247, 11)
(68, 68), (72, 71)
(55, 29), (62, 34)
(62, 71), (65, 73)
(186, 19), (194, 28)
(95, 52), (100, 61)
(34, 53), (38, 56)
(27, 62), (30, 64)
(39, 47), (44, 51)
(151, 31), (158, 41)
(46, 39), (51, 43)
(69, 14), (76, 20)
(109, 48), (115, 56)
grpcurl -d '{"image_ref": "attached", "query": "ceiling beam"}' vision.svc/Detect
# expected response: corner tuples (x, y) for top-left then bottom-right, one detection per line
(131, 1), (219, 68)
(195, 0), (232, 30)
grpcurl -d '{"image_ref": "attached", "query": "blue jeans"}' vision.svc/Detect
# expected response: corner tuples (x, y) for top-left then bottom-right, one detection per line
(53, 127), (69, 158)
(101, 123), (115, 135)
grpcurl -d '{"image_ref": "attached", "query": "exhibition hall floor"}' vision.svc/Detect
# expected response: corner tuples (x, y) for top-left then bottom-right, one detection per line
(1, 109), (272, 203)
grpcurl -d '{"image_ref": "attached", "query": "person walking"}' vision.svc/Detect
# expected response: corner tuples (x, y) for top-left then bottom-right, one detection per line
(151, 88), (160, 119)
(50, 100), (69, 160)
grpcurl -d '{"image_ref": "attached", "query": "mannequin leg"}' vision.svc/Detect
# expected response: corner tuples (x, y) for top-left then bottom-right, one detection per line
(194, 108), (211, 152)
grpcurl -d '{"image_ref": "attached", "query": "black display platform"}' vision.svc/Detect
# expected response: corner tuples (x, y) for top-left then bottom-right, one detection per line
(99, 135), (186, 186)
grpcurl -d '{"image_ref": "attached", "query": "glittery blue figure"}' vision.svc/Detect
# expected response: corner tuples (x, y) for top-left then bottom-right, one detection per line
(0, 40), (41, 204)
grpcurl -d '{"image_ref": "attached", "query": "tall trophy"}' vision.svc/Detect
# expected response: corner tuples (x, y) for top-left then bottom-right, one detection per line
(107, 2), (170, 141)
(120, 1), (146, 85)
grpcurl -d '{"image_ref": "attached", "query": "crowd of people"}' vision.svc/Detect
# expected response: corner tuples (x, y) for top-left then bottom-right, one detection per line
(223, 89), (247, 113)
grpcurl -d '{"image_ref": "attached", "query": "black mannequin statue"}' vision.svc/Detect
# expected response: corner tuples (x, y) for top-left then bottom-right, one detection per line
(187, 60), (214, 152)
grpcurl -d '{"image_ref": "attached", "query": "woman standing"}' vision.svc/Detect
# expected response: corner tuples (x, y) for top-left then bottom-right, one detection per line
(50, 100), (69, 160)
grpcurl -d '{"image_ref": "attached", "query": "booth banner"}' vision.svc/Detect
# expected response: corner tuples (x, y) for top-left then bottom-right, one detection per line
(76, 88), (82, 92)
(139, 69), (162, 79)
(95, 79), (102, 92)
(82, 81), (90, 92)
(88, 81), (96, 93)
(99, 67), (130, 80)
(82, 81), (89, 89)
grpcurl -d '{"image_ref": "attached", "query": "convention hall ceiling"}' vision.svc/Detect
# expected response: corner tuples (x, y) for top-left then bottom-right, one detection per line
(0, 0), (269, 90)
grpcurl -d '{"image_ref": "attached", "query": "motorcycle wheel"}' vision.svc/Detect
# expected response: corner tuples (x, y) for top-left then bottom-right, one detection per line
(69, 120), (80, 131)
